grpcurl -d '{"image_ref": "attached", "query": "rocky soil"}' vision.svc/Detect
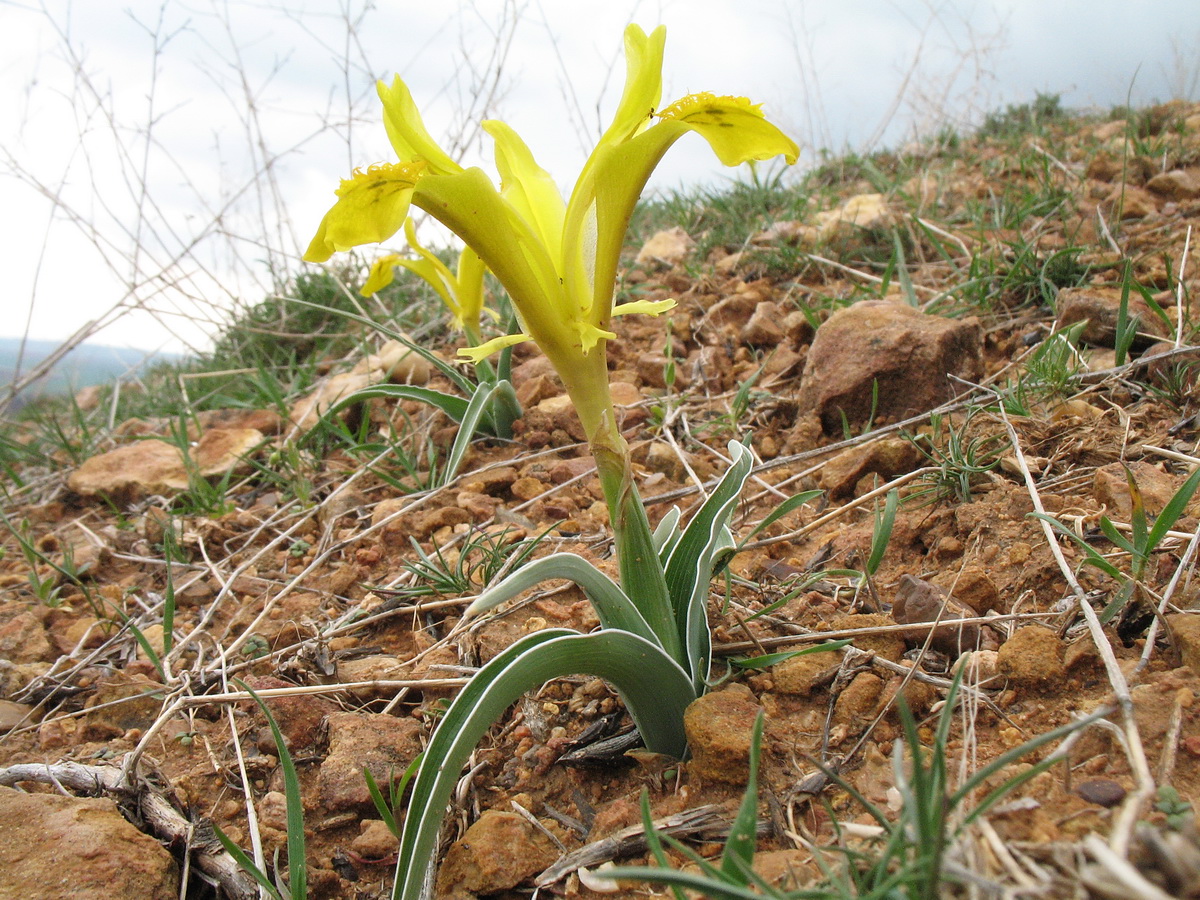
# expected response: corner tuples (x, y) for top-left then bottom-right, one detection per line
(5, 101), (1200, 899)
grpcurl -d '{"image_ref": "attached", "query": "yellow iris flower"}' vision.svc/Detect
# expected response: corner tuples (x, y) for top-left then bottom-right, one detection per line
(361, 220), (488, 340)
(304, 24), (798, 442)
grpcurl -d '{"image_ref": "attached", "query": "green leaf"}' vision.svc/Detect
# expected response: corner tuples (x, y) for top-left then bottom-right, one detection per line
(324, 384), (470, 424)
(594, 440), (681, 661)
(237, 680), (306, 900)
(600, 869), (765, 900)
(213, 826), (284, 900)
(1124, 466), (1148, 558)
(1100, 579), (1138, 624)
(465, 553), (660, 646)
(652, 507), (683, 558)
(1146, 465), (1200, 556)
(720, 711), (763, 881)
(1028, 512), (1124, 580)
(730, 639), (851, 670)
(364, 755), (421, 838)
(638, 792), (686, 900)
(1098, 516), (1135, 556)
(739, 490), (822, 545)
(664, 441), (755, 690)
(395, 628), (696, 900)
(440, 380), (516, 485)
(954, 705), (1110, 824)
(867, 488), (899, 576)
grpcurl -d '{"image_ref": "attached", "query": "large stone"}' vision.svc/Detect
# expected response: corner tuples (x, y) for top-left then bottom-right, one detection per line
(1168, 614), (1200, 678)
(997, 627), (1065, 689)
(683, 684), (762, 784)
(1055, 286), (1170, 349)
(0, 611), (53, 664)
(891, 574), (984, 656)
(1145, 169), (1200, 201)
(818, 437), (923, 498)
(288, 371), (376, 432)
(1101, 184), (1158, 219)
(797, 301), (982, 434)
(635, 226), (695, 267)
(1092, 460), (1181, 520)
(67, 428), (264, 500)
(0, 785), (178, 899)
(349, 338), (432, 385)
(435, 810), (559, 897)
(317, 711), (424, 812)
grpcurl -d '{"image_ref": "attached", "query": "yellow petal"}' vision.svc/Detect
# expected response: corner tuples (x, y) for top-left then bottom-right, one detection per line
(597, 24), (666, 148)
(576, 320), (617, 354)
(377, 76), (464, 176)
(656, 93), (800, 166)
(612, 297), (676, 317)
(393, 257), (461, 322)
(361, 254), (401, 296)
(413, 169), (568, 342)
(458, 332), (530, 363)
(303, 161), (425, 262)
(483, 120), (566, 261)
(455, 247), (487, 328)
(401, 219), (461, 318)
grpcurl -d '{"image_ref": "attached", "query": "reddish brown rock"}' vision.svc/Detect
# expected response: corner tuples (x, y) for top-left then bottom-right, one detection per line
(243, 675), (335, 752)
(461, 466), (518, 497)
(892, 574), (984, 656)
(67, 428), (264, 500)
(73, 384), (106, 412)
(289, 370), (378, 432)
(1138, 340), (1200, 391)
(772, 649), (837, 695)
(1055, 286), (1170, 349)
(0, 699), (34, 734)
(943, 565), (1001, 614)
(997, 627), (1066, 688)
(1168, 614), (1200, 679)
(635, 226), (695, 267)
(684, 684), (762, 784)
(832, 613), (907, 662)
(318, 711), (424, 812)
(1101, 184), (1158, 219)
(351, 819), (400, 861)
(195, 407), (285, 434)
(741, 301), (786, 346)
(1145, 169), (1200, 201)
(0, 785), (178, 899)
(797, 301), (982, 435)
(80, 672), (165, 741)
(818, 437), (923, 498)
(832, 671), (884, 727)
(435, 809), (559, 897)
(1092, 460), (1180, 520)
(0, 611), (53, 664)
(350, 337), (432, 385)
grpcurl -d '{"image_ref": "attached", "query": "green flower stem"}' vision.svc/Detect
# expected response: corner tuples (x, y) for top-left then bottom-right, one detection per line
(589, 410), (682, 664)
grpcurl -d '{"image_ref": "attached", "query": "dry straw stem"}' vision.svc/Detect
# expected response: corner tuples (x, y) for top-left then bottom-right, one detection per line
(995, 400), (1154, 858)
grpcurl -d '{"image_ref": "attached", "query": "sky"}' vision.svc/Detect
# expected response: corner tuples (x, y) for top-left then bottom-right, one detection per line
(2, 0), (1198, 357)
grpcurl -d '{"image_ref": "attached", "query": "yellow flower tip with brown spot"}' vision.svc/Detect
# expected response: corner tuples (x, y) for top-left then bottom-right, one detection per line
(656, 92), (760, 120)
(654, 92), (800, 167)
(302, 160), (427, 263)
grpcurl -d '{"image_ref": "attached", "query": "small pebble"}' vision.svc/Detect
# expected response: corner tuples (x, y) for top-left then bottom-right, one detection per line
(1076, 779), (1126, 808)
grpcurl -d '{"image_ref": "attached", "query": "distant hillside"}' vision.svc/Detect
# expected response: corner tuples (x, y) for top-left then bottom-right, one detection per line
(0, 337), (182, 411)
